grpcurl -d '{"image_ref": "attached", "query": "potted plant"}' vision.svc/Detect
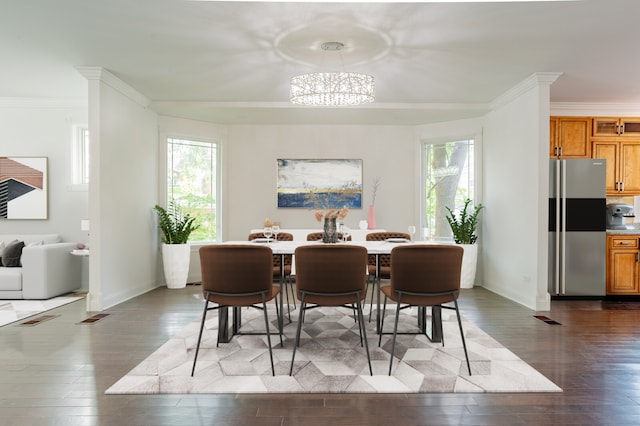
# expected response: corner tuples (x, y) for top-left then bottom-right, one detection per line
(445, 198), (484, 288)
(154, 202), (199, 289)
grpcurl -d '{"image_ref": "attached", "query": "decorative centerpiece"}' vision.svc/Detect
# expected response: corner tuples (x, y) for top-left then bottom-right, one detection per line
(315, 207), (349, 243)
(368, 176), (381, 229)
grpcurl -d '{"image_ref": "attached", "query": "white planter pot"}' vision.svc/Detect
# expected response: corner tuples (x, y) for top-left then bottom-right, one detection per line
(458, 243), (478, 289)
(161, 243), (191, 289)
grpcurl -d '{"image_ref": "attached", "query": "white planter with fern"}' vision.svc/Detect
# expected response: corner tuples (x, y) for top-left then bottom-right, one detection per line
(458, 243), (478, 289)
(445, 198), (484, 289)
(154, 203), (199, 289)
(161, 243), (191, 289)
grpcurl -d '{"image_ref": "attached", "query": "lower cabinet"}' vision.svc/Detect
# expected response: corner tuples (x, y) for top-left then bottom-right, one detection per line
(607, 235), (640, 294)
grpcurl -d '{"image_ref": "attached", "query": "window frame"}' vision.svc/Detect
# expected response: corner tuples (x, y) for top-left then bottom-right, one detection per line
(162, 135), (222, 244)
(69, 123), (89, 191)
(420, 134), (482, 242)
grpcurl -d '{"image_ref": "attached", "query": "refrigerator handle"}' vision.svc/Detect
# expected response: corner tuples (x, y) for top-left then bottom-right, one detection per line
(553, 160), (561, 295)
(560, 159), (566, 295)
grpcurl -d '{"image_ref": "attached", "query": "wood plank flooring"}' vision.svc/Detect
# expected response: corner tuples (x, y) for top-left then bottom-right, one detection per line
(1, 285), (640, 425)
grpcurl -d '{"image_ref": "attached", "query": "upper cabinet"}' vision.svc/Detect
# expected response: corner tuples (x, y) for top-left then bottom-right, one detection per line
(593, 117), (640, 139)
(593, 140), (640, 194)
(549, 116), (591, 158)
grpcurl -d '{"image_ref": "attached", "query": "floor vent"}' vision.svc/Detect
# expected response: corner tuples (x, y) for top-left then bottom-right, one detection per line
(19, 315), (59, 326)
(534, 315), (562, 325)
(78, 313), (110, 324)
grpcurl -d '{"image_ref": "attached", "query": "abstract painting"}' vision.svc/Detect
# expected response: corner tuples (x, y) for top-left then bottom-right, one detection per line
(277, 159), (362, 208)
(0, 157), (48, 219)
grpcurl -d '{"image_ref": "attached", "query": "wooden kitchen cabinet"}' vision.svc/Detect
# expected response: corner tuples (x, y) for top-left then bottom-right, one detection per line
(593, 117), (640, 139)
(592, 140), (640, 194)
(549, 116), (591, 158)
(607, 235), (640, 294)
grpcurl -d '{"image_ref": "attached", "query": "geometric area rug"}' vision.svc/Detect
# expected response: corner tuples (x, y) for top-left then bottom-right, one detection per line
(106, 305), (562, 394)
(0, 295), (84, 327)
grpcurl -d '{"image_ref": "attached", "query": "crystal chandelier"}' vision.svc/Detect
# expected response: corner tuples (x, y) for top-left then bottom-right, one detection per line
(290, 42), (375, 107)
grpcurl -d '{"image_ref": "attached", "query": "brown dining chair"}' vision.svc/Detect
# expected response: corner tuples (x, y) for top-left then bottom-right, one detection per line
(248, 231), (295, 320)
(379, 244), (471, 376)
(290, 244), (372, 376)
(191, 244), (282, 377)
(306, 231), (351, 242)
(365, 231), (411, 319)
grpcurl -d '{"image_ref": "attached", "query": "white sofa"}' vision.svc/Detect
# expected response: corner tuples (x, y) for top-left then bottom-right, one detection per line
(0, 234), (81, 299)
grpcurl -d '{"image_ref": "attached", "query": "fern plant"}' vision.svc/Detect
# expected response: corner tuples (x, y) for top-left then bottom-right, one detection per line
(154, 202), (199, 244)
(445, 198), (484, 244)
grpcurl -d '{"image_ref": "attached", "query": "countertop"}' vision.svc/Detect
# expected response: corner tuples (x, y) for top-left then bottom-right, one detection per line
(607, 225), (640, 235)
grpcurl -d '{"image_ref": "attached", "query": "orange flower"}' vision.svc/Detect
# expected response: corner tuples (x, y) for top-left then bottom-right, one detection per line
(315, 207), (349, 221)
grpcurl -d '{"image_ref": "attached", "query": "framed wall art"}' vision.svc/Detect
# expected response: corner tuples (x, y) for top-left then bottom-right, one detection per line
(0, 156), (48, 219)
(277, 159), (362, 209)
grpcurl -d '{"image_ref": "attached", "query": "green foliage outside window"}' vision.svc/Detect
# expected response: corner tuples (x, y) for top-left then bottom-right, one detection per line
(167, 138), (217, 242)
(423, 139), (476, 240)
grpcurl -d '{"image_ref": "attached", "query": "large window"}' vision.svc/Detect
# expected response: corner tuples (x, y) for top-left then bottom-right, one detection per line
(422, 138), (477, 241)
(166, 137), (219, 242)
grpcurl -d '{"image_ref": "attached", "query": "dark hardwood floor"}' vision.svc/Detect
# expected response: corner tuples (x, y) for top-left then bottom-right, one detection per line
(1, 285), (640, 425)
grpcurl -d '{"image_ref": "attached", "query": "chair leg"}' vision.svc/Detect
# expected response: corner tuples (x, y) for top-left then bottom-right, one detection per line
(388, 295), (402, 376)
(367, 275), (375, 322)
(289, 276), (297, 309)
(191, 296), (210, 377)
(356, 295), (373, 376)
(378, 295), (388, 347)
(284, 275), (296, 324)
(453, 297), (472, 376)
(273, 295), (283, 348)
(278, 290), (284, 347)
(289, 294), (306, 376)
(260, 293), (276, 376)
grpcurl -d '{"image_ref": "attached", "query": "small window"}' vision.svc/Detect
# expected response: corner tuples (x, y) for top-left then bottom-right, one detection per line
(166, 137), (218, 242)
(70, 124), (89, 189)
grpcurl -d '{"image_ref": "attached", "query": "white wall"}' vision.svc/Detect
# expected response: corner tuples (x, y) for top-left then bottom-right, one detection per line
(481, 74), (557, 310)
(224, 125), (417, 241)
(0, 100), (89, 244)
(82, 69), (159, 311)
(155, 121), (417, 283)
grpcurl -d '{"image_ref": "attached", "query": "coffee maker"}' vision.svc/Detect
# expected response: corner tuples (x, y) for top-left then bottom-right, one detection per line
(606, 203), (634, 230)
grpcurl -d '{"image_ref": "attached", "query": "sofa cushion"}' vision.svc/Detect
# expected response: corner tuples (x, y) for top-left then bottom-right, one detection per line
(2, 240), (25, 267)
(0, 267), (22, 291)
(0, 234), (60, 246)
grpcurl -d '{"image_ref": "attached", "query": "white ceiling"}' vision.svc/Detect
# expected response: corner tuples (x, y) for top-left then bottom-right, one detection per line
(1, 0), (639, 125)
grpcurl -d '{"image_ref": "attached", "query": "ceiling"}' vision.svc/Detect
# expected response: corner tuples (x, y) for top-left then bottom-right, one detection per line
(2, 0), (639, 125)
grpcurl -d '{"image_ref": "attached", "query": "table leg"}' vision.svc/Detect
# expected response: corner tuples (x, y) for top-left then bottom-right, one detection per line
(279, 254), (285, 333)
(425, 306), (443, 343)
(376, 254), (381, 334)
(217, 306), (230, 343)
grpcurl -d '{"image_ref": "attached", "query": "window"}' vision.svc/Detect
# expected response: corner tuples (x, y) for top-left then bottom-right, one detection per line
(166, 137), (219, 242)
(422, 138), (477, 241)
(71, 124), (89, 188)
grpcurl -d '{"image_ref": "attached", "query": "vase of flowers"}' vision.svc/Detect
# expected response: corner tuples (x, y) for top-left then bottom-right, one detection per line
(368, 176), (381, 230)
(315, 207), (349, 243)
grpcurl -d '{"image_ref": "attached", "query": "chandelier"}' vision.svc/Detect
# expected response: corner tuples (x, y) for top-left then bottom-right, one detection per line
(290, 42), (375, 107)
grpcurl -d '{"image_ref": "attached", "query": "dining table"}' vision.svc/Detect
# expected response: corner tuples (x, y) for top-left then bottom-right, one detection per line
(216, 239), (444, 344)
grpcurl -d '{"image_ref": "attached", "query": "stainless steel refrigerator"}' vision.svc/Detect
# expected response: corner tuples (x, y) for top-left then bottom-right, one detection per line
(549, 158), (606, 296)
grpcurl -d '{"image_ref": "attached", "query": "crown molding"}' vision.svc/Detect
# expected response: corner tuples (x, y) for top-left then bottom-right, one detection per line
(76, 66), (150, 108)
(551, 102), (640, 116)
(0, 97), (87, 108)
(491, 72), (562, 110)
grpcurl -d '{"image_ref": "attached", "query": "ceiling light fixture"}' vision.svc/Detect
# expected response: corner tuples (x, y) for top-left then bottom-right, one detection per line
(290, 42), (375, 107)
